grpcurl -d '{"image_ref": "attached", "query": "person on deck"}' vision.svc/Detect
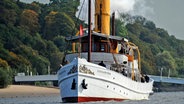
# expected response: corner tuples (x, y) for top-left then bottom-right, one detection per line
(145, 74), (150, 83)
(98, 61), (106, 67)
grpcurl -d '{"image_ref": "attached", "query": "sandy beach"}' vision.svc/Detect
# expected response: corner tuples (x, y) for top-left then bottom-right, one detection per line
(0, 85), (60, 98)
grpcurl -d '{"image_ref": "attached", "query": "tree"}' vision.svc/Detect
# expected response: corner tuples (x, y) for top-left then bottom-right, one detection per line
(114, 19), (128, 37)
(175, 58), (184, 77)
(150, 44), (161, 55)
(156, 28), (169, 38)
(0, 0), (19, 10)
(0, 68), (9, 88)
(20, 9), (40, 34)
(176, 43), (184, 57)
(29, 2), (41, 14)
(0, 58), (8, 68)
(53, 36), (66, 51)
(144, 20), (156, 30)
(32, 56), (50, 75)
(0, 8), (17, 25)
(139, 31), (160, 44)
(50, 0), (61, 4)
(44, 11), (75, 40)
(32, 34), (47, 56)
(49, 52), (63, 73)
(156, 51), (177, 76)
(141, 60), (154, 74)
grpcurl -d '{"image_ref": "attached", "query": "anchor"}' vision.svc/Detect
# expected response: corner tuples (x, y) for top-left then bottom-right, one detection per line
(81, 79), (88, 89)
(71, 79), (76, 90)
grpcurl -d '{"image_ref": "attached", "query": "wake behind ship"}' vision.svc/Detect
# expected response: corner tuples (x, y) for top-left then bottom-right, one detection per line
(58, 0), (153, 103)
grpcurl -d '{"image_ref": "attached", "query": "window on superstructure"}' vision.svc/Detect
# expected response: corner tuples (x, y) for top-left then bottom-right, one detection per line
(82, 43), (88, 52)
(92, 43), (97, 52)
(100, 44), (105, 52)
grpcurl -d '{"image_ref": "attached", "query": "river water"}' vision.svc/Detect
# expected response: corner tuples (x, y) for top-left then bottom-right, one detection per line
(0, 92), (184, 104)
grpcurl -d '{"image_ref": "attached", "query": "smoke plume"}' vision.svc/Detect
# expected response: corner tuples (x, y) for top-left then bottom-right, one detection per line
(77, 0), (154, 24)
(111, 0), (154, 18)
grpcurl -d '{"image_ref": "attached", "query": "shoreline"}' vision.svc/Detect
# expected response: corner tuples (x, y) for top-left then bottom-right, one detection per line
(0, 85), (60, 98)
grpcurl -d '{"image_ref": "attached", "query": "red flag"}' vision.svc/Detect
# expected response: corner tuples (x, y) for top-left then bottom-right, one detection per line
(79, 24), (83, 36)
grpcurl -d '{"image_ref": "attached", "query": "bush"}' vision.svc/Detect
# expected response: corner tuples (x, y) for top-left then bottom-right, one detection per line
(0, 68), (9, 88)
(35, 81), (53, 87)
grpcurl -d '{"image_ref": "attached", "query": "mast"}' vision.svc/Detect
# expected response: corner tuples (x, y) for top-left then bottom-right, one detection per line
(88, 0), (92, 62)
(112, 12), (115, 36)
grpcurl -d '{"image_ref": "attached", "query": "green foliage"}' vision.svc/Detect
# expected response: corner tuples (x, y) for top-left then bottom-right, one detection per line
(49, 52), (64, 73)
(0, 8), (17, 25)
(53, 36), (66, 51)
(32, 55), (50, 75)
(1, 0), (83, 89)
(13, 45), (50, 75)
(28, 2), (42, 14)
(49, 0), (80, 17)
(44, 11), (75, 40)
(150, 44), (160, 55)
(156, 28), (169, 38)
(0, 0), (19, 10)
(34, 81), (53, 87)
(141, 60), (154, 74)
(156, 51), (177, 76)
(118, 14), (184, 77)
(20, 9), (40, 34)
(140, 31), (160, 44)
(0, 58), (8, 68)
(114, 19), (128, 37)
(0, 68), (11, 88)
(175, 58), (184, 76)
(144, 21), (156, 30)
(0, 0), (79, 77)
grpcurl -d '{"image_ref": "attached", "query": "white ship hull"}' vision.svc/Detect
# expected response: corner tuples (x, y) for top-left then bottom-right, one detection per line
(58, 58), (153, 102)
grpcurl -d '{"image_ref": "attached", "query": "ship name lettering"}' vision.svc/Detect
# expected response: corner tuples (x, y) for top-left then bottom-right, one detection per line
(97, 70), (111, 75)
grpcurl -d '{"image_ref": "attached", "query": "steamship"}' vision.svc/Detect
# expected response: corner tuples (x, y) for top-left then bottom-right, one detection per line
(57, 0), (153, 102)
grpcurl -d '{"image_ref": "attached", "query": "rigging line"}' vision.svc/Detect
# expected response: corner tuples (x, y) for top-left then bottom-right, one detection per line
(76, 0), (85, 55)
(77, 0), (86, 20)
(84, 0), (88, 24)
(93, 0), (119, 65)
(62, 0), (86, 62)
(99, 1), (119, 65)
(107, 34), (119, 66)
(92, 0), (95, 23)
(78, 0), (95, 29)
